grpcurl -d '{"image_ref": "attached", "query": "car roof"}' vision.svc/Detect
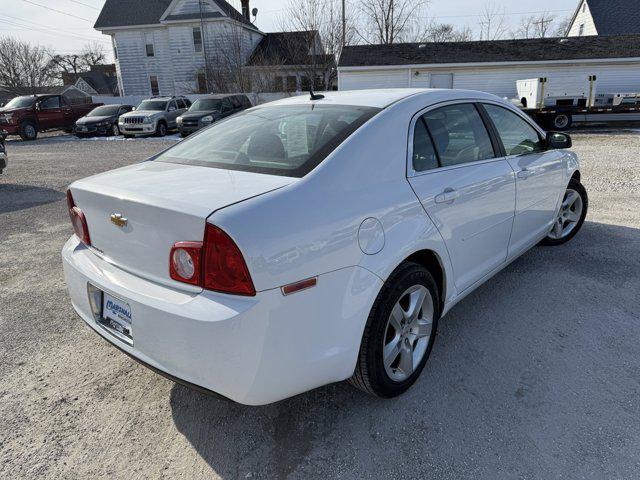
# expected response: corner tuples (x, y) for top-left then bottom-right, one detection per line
(266, 89), (501, 109)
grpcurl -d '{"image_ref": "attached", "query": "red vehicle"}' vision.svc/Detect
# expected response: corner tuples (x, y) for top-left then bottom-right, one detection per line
(0, 95), (102, 141)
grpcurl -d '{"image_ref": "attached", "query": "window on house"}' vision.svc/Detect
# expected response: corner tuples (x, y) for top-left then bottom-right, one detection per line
(145, 33), (155, 57)
(579, 23), (585, 36)
(274, 76), (283, 91)
(286, 76), (297, 92)
(582, 2), (586, 13)
(197, 73), (207, 93)
(112, 36), (118, 60)
(150, 75), (160, 96)
(193, 27), (203, 53)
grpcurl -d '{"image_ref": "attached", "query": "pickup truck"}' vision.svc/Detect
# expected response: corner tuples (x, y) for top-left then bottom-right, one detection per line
(0, 95), (102, 141)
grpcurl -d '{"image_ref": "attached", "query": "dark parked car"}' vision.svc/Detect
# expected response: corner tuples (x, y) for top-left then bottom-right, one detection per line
(0, 95), (102, 141)
(177, 94), (252, 137)
(0, 129), (7, 174)
(74, 104), (134, 137)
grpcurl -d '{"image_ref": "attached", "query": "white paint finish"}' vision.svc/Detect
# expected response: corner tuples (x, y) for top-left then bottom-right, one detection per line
(340, 62), (640, 100)
(358, 218), (385, 255)
(567, 0), (598, 37)
(63, 89), (579, 404)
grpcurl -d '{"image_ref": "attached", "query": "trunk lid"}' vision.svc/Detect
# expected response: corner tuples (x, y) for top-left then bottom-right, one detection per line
(70, 161), (294, 287)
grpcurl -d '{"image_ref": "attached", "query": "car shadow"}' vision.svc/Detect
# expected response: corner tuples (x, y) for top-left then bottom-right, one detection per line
(0, 184), (65, 214)
(170, 221), (640, 479)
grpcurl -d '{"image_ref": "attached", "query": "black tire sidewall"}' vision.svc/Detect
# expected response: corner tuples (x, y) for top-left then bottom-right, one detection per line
(157, 122), (167, 137)
(20, 122), (37, 141)
(542, 178), (588, 246)
(364, 263), (441, 398)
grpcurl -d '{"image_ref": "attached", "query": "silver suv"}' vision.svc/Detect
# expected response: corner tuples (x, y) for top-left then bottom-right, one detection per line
(118, 96), (190, 137)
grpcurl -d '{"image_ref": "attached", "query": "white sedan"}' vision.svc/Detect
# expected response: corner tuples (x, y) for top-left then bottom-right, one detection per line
(62, 89), (588, 405)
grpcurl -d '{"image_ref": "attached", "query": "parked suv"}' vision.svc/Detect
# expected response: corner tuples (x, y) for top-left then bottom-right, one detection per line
(0, 129), (7, 174)
(118, 96), (190, 138)
(0, 95), (102, 141)
(177, 94), (252, 137)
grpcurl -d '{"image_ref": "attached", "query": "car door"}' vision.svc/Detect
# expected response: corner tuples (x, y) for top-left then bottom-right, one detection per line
(408, 102), (516, 293)
(37, 96), (64, 130)
(480, 103), (565, 258)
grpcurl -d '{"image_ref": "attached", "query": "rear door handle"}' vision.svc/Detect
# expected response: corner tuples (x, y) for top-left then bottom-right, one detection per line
(517, 168), (534, 180)
(435, 188), (459, 204)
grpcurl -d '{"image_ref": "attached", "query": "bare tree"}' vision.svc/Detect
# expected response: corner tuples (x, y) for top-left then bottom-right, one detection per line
(50, 41), (108, 81)
(424, 23), (474, 42)
(357, 0), (431, 44)
(511, 12), (565, 39)
(478, 3), (508, 40)
(554, 16), (572, 37)
(0, 36), (56, 95)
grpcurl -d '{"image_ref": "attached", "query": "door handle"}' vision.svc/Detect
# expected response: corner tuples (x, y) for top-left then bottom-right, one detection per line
(435, 188), (459, 204)
(517, 168), (534, 180)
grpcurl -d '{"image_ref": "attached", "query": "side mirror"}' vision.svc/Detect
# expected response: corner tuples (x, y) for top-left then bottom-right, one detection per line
(35, 103), (41, 111)
(547, 132), (572, 150)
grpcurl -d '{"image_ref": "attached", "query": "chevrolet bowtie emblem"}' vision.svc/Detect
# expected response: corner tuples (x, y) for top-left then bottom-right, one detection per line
(110, 213), (128, 228)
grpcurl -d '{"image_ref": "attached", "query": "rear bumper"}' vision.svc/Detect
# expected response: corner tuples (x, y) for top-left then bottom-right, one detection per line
(62, 236), (382, 405)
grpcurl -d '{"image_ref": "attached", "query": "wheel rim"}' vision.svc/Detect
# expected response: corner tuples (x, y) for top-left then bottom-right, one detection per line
(554, 114), (569, 129)
(112, 125), (119, 136)
(159, 124), (166, 135)
(25, 125), (36, 138)
(383, 285), (434, 382)
(548, 188), (583, 240)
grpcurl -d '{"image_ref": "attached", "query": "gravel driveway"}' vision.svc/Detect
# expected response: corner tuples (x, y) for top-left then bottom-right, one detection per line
(1, 131), (639, 479)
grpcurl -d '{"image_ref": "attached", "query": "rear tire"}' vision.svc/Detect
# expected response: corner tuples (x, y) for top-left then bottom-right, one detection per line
(550, 113), (572, 131)
(541, 178), (588, 246)
(19, 122), (38, 141)
(349, 262), (440, 398)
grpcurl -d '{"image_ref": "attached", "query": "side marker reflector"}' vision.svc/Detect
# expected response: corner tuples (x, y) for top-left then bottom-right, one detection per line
(281, 277), (317, 296)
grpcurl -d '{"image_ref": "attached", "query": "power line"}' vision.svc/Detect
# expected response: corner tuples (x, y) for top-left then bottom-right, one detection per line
(66, 0), (101, 10)
(0, 14), (109, 43)
(20, 0), (94, 22)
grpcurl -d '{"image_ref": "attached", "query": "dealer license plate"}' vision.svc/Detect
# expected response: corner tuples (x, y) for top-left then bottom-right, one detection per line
(100, 292), (133, 345)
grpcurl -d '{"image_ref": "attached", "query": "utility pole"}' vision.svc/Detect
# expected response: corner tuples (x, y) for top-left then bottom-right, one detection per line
(341, 0), (346, 48)
(199, 0), (211, 92)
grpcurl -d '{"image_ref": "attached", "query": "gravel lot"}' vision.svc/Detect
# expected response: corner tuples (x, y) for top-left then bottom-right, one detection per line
(1, 131), (639, 479)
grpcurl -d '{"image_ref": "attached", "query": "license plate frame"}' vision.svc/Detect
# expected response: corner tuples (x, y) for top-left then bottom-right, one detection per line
(98, 290), (134, 346)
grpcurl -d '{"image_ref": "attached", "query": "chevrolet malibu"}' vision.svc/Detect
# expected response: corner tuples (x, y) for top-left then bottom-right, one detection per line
(62, 89), (588, 405)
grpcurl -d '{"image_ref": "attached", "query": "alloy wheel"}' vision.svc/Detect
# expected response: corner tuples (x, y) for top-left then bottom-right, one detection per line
(383, 285), (434, 382)
(548, 188), (584, 240)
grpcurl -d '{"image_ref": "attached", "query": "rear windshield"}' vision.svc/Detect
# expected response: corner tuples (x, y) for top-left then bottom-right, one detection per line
(88, 106), (120, 116)
(137, 100), (167, 111)
(4, 96), (37, 109)
(190, 99), (222, 111)
(155, 104), (380, 177)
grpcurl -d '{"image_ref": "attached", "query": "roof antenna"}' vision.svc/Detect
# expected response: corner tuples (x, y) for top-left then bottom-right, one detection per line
(310, 90), (324, 101)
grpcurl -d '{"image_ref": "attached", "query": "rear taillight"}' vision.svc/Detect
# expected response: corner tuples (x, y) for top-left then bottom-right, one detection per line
(169, 224), (255, 296)
(66, 190), (91, 246)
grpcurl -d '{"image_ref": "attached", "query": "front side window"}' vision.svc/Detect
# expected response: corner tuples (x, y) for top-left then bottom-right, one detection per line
(193, 27), (203, 53)
(422, 104), (495, 167)
(149, 76), (160, 96)
(483, 104), (543, 156)
(168, 100), (177, 111)
(40, 97), (61, 110)
(155, 104), (380, 177)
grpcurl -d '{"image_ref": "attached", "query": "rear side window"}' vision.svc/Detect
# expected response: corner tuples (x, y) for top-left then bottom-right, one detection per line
(412, 118), (439, 172)
(423, 104), (495, 167)
(155, 104), (380, 177)
(483, 104), (544, 156)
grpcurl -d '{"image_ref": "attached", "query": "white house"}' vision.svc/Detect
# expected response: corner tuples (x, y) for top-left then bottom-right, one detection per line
(94, 0), (333, 95)
(567, 0), (640, 37)
(338, 35), (640, 99)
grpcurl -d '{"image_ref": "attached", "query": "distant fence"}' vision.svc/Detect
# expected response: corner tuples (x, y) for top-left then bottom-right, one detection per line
(92, 92), (305, 107)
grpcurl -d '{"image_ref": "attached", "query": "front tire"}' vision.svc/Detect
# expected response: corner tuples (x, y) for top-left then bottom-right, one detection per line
(350, 262), (440, 398)
(156, 122), (167, 137)
(111, 124), (120, 136)
(19, 122), (38, 141)
(541, 178), (588, 246)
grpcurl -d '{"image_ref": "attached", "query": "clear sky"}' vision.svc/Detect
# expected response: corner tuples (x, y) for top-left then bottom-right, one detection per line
(1, 0), (580, 60)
